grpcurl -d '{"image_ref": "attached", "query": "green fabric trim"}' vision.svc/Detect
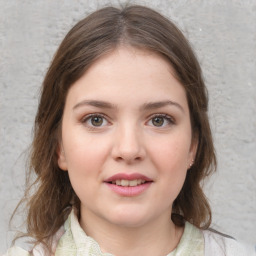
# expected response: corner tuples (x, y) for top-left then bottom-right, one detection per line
(55, 210), (204, 256)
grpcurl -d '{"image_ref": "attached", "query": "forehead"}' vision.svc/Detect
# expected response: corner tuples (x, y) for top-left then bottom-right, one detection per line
(65, 46), (188, 112)
(86, 46), (175, 80)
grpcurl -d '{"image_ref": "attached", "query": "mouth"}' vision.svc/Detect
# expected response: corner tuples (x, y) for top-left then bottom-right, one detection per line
(104, 173), (153, 196)
(109, 179), (147, 187)
(104, 173), (152, 185)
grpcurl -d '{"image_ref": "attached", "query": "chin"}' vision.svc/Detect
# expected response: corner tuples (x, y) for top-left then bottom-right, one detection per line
(106, 209), (150, 228)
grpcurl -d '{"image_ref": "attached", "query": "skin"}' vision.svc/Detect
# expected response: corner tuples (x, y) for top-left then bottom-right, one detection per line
(58, 46), (197, 256)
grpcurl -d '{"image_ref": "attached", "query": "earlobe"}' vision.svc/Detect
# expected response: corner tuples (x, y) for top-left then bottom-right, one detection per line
(188, 136), (198, 169)
(57, 144), (68, 171)
(188, 159), (194, 169)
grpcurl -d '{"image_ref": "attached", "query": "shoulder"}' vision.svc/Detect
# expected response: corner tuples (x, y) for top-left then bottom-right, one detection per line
(2, 246), (30, 256)
(202, 229), (256, 256)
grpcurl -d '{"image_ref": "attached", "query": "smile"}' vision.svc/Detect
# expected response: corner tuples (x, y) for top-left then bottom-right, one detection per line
(111, 179), (146, 186)
(104, 173), (152, 196)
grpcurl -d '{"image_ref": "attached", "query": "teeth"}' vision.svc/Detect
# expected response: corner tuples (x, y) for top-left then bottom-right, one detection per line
(116, 180), (121, 186)
(121, 180), (129, 186)
(112, 179), (147, 186)
(129, 180), (138, 186)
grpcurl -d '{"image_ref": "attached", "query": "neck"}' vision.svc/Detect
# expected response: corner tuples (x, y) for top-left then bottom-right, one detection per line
(80, 209), (184, 256)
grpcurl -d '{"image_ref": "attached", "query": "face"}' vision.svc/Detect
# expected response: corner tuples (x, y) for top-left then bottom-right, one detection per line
(58, 47), (197, 230)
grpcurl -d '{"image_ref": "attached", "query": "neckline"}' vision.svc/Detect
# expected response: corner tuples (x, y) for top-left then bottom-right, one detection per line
(62, 209), (203, 256)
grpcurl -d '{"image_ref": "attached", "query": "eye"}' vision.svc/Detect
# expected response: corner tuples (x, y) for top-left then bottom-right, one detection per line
(82, 114), (109, 127)
(152, 116), (165, 127)
(147, 114), (174, 127)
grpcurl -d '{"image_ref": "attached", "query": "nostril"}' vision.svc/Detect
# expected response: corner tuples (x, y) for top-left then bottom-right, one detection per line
(111, 137), (146, 163)
(115, 156), (124, 161)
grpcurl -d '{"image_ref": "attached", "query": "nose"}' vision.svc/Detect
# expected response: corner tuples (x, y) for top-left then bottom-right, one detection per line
(111, 124), (146, 164)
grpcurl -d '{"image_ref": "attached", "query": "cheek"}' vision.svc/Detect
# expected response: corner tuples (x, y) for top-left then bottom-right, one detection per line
(147, 134), (191, 196)
(62, 137), (113, 203)
(62, 128), (111, 167)
(64, 141), (110, 200)
(148, 135), (191, 171)
(149, 139), (189, 200)
(65, 141), (109, 174)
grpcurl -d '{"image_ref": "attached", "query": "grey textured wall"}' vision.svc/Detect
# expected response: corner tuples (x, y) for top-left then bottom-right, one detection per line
(0, 0), (255, 253)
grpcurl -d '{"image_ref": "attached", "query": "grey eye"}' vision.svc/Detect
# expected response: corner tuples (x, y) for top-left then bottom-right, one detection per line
(152, 117), (164, 127)
(90, 116), (104, 126)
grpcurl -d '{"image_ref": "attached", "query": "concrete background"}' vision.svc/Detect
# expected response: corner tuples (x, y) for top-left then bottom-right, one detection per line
(0, 0), (255, 253)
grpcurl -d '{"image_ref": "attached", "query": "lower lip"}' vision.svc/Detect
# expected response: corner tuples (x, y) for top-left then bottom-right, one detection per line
(105, 182), (152, 197)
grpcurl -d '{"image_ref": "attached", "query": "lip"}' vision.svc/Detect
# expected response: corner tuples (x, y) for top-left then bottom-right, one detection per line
(104, 173), (152, 182)
(104, 173), (153, 197)
(105, 182), (151, 197)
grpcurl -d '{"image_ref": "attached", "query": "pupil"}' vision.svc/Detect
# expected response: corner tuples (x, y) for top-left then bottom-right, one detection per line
(92, 116), (103, 126)
(153, 117), (164, 126)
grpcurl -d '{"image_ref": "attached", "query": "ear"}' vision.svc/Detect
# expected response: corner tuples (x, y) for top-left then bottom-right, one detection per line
(188, 135), (198, 169)
(57, 143), (68, 171)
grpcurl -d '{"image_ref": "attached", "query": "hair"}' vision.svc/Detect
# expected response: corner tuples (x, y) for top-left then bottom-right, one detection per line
(13, 4), (216, 252)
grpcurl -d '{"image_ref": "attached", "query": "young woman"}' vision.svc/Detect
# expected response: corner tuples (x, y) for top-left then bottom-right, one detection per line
(3, 5), (255, 256)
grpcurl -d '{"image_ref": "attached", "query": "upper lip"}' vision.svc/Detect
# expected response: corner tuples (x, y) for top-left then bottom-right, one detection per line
(104, 173), (152, 182)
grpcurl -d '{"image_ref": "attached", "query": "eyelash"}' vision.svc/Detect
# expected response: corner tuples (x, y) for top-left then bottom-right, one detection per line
(81, 113), (110, 129)
(147, 114), (175, 127)
(80, 113), (175, 129)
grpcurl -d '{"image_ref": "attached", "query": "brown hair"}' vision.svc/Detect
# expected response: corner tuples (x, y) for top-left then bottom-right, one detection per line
(13, 4), (216, 252)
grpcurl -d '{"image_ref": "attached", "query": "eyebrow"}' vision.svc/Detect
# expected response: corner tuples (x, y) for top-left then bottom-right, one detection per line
(73, 100), (117, 110)
(140, 100), (184, 112)
(73, 99), (184, 112)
